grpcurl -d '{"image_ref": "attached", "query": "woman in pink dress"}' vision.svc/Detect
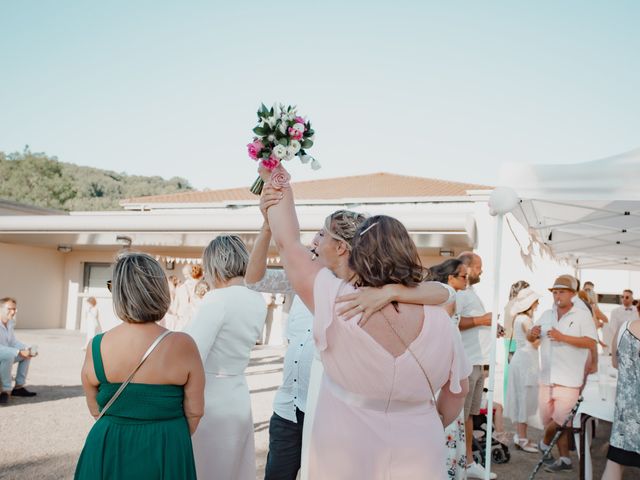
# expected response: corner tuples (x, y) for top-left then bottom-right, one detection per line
(263, 169), (472, 479)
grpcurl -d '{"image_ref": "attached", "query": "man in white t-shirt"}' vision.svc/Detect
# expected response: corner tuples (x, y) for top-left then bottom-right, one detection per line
(605, 289), (639, 351)
(528, 274), (598, 473)
(456, 252), (501, 480)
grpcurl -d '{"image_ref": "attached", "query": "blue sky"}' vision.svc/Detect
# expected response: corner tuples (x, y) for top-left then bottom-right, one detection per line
(1, 1), (639, 190)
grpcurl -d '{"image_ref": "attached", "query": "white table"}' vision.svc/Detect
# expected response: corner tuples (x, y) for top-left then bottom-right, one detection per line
(573, 357), (617, 480)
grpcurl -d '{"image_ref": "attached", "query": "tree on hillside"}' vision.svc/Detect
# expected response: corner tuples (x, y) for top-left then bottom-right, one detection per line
(0, 148), (193, 211)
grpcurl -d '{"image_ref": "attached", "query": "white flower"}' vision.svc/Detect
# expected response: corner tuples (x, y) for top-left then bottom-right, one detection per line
(267, 134), (276, 142)
(265, 116), (277, 128)
(278, 122), (288, 134)
(284, 147), (295, 160)
(300, 154), (312, 164)
(273, 144), (287, 159)
(311, 158), (321, 170)
(292, 122), (305, 133)
(289, 140), (301, 154)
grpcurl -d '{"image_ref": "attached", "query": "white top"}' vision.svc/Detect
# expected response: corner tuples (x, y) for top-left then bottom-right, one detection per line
(456, 286), (491, 365)
(536, 298), (598, 388)
(609, 305), (639, 338)
(245, 269), (315, 422)
(185, 285), (267, 375)
(274, 296), (315, 421)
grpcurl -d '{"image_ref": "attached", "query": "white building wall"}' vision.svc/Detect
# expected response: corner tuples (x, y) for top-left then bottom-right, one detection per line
(0, 242), (65, 329)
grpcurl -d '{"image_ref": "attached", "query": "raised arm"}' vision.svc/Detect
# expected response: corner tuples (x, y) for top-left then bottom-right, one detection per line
(264, 175), (321, 311)
(245, 222), (272, 285)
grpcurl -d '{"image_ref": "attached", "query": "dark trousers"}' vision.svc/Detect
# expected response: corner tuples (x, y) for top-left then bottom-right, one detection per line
(264, 408), (305, 480)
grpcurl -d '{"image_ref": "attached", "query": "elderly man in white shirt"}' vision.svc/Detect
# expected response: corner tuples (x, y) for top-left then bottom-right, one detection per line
(528, 275), (598, 474)
(0, 297), (37, 404)
(605, 289), (639, 351)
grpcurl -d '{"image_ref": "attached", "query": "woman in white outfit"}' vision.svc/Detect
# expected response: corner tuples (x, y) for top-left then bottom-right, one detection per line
(504, 287), (541, 453)
(83, 297), (100, 350)
(185, 235), (267, 480)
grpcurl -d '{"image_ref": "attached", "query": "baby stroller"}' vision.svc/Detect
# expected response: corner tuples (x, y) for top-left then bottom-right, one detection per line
(471, 409), (511, 466)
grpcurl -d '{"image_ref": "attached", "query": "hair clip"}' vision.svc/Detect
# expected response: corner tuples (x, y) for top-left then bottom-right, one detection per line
(359, 222), (379, 236)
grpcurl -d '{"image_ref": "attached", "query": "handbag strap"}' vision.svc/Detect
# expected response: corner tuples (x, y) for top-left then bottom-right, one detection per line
(378, 307), (443, 426)
(96, 330), (172, 421)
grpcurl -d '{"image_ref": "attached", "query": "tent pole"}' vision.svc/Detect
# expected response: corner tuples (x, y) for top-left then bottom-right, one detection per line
(484, 213), (503, 479)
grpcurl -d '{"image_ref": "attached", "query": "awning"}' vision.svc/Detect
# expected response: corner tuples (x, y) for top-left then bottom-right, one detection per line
(501, 148), (640, 270)
(0, 203), (478, 253)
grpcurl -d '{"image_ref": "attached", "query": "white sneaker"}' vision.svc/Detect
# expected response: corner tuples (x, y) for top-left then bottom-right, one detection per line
(465, 462), (497, 479)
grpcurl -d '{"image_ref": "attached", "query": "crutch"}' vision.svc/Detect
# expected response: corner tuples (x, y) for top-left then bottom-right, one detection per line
(528, 395), (583, 480)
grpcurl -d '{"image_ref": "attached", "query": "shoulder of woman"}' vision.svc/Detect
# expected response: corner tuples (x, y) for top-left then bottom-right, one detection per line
(167, 331), (199, 352)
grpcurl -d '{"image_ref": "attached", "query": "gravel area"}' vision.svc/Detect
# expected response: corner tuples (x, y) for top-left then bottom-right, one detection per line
(0, 330), (634, 479)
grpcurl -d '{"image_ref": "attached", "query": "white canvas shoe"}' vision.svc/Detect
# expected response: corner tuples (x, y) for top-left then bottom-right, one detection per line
(465, 462), (497, 479)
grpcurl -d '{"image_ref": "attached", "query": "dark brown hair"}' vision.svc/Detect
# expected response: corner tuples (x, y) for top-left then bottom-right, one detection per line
(348, 215), (424, 288)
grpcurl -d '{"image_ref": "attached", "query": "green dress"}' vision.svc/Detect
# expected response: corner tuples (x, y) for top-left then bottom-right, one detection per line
(75, 334), (197, 479)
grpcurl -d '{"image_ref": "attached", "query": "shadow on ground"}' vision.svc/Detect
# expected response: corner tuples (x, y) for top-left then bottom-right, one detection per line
(0, 453), (77, 480)
(1, 385), (84, 407)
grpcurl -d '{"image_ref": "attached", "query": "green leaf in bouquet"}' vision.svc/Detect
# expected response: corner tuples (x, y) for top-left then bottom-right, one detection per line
(261, 151), (270, 159)
(253, 126), (266, 136)
(306, 129), (314, 136)
(301, 139), (314, 149)
(278, 138), (289, 146)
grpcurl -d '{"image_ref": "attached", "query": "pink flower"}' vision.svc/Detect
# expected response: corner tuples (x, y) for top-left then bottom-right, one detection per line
(270, 164), (291, 189)
(288, 127), (303, 140)
(294, 116), (305, 125)
(261, 154), (280, 171)
(247, 140), (264, 160)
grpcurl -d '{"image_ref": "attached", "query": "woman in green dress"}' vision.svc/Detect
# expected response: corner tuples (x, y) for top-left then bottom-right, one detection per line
(75, 252), (205, 479)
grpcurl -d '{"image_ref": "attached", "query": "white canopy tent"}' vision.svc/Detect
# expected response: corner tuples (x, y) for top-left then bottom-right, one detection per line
(501, 147), (640, 271)
(480, 148), (640, 478)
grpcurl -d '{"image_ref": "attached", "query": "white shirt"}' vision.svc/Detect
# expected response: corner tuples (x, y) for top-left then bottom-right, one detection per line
(609, 305), (639, 339)
(273, 296), (315, 422)
(456, 286), (491, 365)
(246, 269), (315, 422)
(536, 298), (598, 388)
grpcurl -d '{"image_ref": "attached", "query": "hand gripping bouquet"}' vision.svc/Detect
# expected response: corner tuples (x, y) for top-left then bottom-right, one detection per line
(247, 103), (320, 195)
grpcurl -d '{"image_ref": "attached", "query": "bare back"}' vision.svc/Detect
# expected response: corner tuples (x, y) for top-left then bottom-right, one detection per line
(359, 303), (425, 358)
(85, 324), (193, 387)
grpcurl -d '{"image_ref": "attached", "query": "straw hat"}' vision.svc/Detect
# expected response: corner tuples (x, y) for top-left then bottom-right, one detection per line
(548, 274), (578, 292)
(510, 287), (541, 316)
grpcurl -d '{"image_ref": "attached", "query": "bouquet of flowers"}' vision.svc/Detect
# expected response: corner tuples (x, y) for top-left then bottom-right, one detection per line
(247, 103), (320, 195)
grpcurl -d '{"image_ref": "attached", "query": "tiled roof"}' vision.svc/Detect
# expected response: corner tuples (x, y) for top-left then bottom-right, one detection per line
(122, 173), (492, 205)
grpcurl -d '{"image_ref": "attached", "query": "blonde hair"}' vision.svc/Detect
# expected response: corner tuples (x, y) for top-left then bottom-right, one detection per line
(203, 235), (249, 284)
(111, 252), (171, 324)
(323, 210), (367, 250)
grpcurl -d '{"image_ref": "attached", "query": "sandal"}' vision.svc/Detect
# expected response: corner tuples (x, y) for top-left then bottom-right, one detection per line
(514, 437), (538, 453)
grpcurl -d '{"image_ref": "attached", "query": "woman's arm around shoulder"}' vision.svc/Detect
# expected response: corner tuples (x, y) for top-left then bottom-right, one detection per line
(172, 332), (205, 435)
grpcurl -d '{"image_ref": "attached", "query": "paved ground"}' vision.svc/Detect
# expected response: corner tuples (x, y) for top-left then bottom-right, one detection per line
(0, 330), (634, 479)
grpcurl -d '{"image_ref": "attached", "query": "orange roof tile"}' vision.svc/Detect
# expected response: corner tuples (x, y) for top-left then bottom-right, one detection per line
(123, 173), (492, 205)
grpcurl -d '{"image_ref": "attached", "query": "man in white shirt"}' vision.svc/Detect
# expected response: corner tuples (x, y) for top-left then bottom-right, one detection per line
(528, 275), (598, 473)
(456, 252), (500, 480)
(605, 289), (639, 351)
(0, 298), (37, 404)
(264, 295), (314, 479)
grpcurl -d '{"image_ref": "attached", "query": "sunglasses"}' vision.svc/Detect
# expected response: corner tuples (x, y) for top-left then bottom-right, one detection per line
(456, 274), (468, 279)
(106, 280), (112, 292)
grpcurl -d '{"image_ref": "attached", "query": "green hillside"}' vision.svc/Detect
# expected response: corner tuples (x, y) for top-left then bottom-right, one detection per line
(0, 148), (193, 211)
